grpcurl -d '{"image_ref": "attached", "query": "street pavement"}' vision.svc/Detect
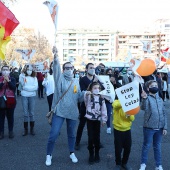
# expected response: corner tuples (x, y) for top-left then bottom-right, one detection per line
(0, 96), (170, 170)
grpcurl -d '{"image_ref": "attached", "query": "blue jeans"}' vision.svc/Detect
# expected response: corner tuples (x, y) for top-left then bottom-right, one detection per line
(106, 102), (112, 128)
(21, 96), (35, 122)
(47, 115), (77, 155)
(141, 128), (163, 167)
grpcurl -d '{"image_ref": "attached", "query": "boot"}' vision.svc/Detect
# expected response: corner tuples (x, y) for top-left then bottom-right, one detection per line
(94, 148), (100, 163)
(9, 131), (14, 139)
(88, 148), (94, 165)
(22, 122), (28, 136)
(30, 121), (35, 136)
(0, 132), (4, 140)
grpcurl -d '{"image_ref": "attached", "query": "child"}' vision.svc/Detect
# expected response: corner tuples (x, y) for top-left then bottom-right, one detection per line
(112, 98), (135, 170)
(84, 82), (107, 164)
(140, 80), (167, 170)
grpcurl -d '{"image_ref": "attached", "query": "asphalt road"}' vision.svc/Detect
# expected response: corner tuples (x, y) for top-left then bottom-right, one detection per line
(0, 96), (170, 170)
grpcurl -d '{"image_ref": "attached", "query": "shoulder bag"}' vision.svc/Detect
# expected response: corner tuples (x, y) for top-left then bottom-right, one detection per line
(46, 80), (74, 125)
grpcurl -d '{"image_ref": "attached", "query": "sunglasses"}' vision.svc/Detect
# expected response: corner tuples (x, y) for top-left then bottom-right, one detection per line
(64, 67), (74, 70)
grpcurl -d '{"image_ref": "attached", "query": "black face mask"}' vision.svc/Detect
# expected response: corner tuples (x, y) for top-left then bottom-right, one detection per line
(149, 87), (159, 94)
(107, 74), (112, 78)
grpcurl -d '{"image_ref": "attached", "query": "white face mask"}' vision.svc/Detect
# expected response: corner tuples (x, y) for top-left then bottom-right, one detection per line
(27, 70), (32, 76)
(2, 70), (10, 76)
(88, 69), (95, 76)
(92, 89), (100, 95)
(127, 71), (132, 74)
(64, 70), (73, 76)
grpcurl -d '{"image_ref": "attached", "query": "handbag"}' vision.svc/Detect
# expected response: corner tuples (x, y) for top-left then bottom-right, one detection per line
(46, 80), (74, 125)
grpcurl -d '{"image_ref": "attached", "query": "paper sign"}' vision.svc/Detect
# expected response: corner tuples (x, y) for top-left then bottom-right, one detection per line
(97, 75), (115, 103)
(16, 49), (36, 61)
(115, 81), (139, 112)
(141, 41), (151, 53)
(34, 59), (49, 72)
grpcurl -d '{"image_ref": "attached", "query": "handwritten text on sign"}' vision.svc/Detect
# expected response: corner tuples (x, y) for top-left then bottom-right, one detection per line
(115, 81), (139, 112)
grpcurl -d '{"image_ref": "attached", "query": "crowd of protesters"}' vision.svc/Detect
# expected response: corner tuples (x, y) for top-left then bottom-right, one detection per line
(0, 47), (168, 170)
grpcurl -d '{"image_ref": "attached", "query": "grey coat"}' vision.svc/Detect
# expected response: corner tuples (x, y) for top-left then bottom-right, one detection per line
(51, 57), (84, 120)
(141, 94), (167, 130)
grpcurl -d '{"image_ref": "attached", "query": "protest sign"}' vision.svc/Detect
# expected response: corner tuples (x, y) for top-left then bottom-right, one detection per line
(34, 59), (49, 72)
(16, 49), (36, 61)
(97, 75), (115, 103)
(115, 81), (139, 112)
(141, 41), (151, 53)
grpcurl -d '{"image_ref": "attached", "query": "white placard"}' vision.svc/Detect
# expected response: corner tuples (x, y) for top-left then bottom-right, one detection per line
(115, 81), (139, 112)
(34, 59), (50, 72)
(16, 49), (36, 61)
(97, 75), (115, 103)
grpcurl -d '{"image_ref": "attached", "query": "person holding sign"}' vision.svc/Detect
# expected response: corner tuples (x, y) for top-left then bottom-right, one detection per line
(112, 97), (134, 170)
(84, 82), (107, 165)
(139, 80), (167, 170)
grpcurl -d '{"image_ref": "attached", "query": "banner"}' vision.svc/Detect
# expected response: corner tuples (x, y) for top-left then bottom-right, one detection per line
(141, 41), (151, 53)
(97, 75), (115, 103)
(115, 81), (139, 112)
(16, 49), (36, 61)
(43, 0), (58, 30)
(34, 59), (50, 72)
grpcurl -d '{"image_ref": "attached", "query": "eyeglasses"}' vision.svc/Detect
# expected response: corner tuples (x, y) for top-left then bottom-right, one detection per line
(89, 67), (95, 69)
(64, 67), (74, 70)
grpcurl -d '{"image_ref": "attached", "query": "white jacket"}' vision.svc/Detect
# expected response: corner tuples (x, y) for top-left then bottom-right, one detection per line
(20, 76), (38, 97)
(42, 73), (55, 96)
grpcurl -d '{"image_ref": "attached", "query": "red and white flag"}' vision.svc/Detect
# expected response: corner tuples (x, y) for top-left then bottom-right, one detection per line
(43, 0), (58, 30)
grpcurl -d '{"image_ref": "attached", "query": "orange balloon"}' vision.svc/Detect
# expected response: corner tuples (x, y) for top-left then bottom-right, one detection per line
(136, 59), (156, 76)
(126, 106), (140, 115)
(166, 58), (170, 65)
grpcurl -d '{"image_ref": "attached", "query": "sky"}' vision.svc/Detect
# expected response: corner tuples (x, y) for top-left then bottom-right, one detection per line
(9, 0), (170, 43)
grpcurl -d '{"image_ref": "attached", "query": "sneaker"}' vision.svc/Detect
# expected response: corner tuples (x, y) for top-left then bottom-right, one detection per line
(122, 164), (132, 170)
(75, 143), (80, 150)
(114, 165), (121, 170)
(45, 155), (52, 166)
(139, 164), (146, 170)
(155, 165), (163, 170)
(70, 153), (78, 163)
(106, 127), (111, 134)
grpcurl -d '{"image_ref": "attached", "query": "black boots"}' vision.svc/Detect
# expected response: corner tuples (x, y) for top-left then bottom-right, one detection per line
(0, 132), (4, 139)
(23, 122), (35, 136)
(23, 122), (28, 136)
(94, 148), (100, 163)
(88, 149), (94, 165)
(30, 121), (35, 136)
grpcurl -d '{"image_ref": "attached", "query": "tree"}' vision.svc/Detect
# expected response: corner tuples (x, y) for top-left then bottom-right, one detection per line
(4, 27), (53, 67)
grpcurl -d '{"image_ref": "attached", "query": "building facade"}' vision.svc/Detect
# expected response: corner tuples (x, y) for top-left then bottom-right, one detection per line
(56, 29), (118, 64)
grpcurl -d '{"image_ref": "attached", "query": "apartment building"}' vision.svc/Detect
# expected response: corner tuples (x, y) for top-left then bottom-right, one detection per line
(117, 32), (166, 59)
(56, 29), (118, 64)
(154, 19), (170, 48)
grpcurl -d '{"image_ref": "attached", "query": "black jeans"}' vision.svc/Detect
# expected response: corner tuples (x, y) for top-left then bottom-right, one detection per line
(38, 81), (44, 98)
(114, 129), (132, 165)
(47, 94), (53, 112)
(0, 108), (15, 133)
(75, 105), (86, 144)
(87, 119), (100, 150)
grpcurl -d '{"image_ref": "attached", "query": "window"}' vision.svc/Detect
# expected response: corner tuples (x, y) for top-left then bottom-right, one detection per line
(165, 24), (170, 27)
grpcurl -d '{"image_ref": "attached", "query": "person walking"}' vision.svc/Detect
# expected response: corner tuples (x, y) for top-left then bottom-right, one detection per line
(37, 72), (44, 99)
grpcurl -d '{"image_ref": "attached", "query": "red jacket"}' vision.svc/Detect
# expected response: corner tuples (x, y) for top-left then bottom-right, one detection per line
(37, 72), (44, 81)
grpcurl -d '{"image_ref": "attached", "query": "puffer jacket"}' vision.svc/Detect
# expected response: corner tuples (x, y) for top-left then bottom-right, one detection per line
(141, 94), (167, 130)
